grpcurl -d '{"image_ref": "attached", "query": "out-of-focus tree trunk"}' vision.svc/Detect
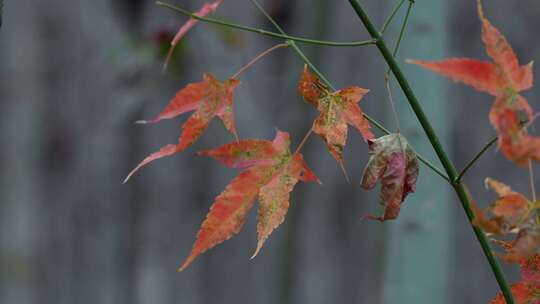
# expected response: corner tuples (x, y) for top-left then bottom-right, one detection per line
(1, 1), (539, 304)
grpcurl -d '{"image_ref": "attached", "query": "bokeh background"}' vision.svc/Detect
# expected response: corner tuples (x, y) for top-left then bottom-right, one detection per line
(1, 0), (540, 303)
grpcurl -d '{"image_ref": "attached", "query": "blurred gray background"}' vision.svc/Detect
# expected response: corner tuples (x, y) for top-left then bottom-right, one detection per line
(1, 0), (539, 303)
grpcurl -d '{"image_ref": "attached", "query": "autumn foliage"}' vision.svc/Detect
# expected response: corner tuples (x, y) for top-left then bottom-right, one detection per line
(124, 73), (239, 183)
(125, 0), (540, 302)
(409, 0), (537, 166)
(298, 65), (374, 163)
(490, 254), (540, 304)
(408, 0), (540, 302)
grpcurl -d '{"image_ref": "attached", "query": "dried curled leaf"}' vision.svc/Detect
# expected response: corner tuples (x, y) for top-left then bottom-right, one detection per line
(298, 65), (374, 164)
(360, 133), (419, 221)
(124, 73), (239, 182)
(179, 130), (319, 271)
(408, 0), (536, 166)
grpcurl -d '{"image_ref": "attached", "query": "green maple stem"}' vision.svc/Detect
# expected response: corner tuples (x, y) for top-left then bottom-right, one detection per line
(457, 120), (528, 182)
(456, 136), (497, 182)
(156, 2), (376, 47)
(248, 0), (448, 182)
(347, 1), (515, 303)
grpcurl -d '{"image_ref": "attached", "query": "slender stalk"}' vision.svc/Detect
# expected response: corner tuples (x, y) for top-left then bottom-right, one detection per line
(382, 1), (413, 130)
(380, 0), (406, 34)
(457, 120), (528, 182)
(248, 0), (285, 32)
(294, 128), (313, 155)
(231, 43), (288, 79)
(385, 0), (414, 76)
(384, 75), (400, 132)
(456, 136), (497, 182)
(249, 0), (449, 183)
(156, 2), (376, 47)
(347, 1), (515, 303)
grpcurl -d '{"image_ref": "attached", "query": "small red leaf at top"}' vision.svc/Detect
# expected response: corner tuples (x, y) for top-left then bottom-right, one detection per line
(360, 133), (419, 221)
(124, 73), (240, 182)
(179, 130), (319, 270)
(164, 0), (224, 70)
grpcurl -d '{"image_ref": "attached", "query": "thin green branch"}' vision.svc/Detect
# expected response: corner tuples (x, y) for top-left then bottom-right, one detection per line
(249, 0), (449, 183)
(347, 1), (515, 303)
(248, 0), (285, 33)
(156, 2), (376, 47)
(386, 0), (414, 76)
(456, 136), (497, 182)
(392, 1), (413, 58)
(231, 43), (288, 79)
(380, 0), (406, 34)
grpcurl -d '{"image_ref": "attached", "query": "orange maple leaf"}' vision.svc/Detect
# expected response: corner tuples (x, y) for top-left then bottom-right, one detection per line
(490, 253), (540, 303)
(408, 0), (537, 166)
(298, 65), (374, 165)
(470, 178), (540, 263)
(124, 73), (239, 182)
(179, 130), (319, 271)
(360, 133), (419, 221)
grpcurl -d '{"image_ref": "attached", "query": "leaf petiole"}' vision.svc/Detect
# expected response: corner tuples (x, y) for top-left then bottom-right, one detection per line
(231, 43), (288, 79)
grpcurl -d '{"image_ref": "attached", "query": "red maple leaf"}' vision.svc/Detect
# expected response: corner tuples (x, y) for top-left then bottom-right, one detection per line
(179, 130), (319, 271)
(124, 73), (240, 182)
(408, 0), (537, 165)
(164, 0), (224, 69)
(360, 133), (419, 221)
(470, 178), (540, 263)
(298, 65), (374, 166)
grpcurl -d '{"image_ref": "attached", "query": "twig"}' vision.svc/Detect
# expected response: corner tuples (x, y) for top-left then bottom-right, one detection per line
(294, 128), (313, 155)
(156, 2), (376, 47)
(380, 0), (406, 34)
(231, 43), (288, 79)
(385, 0), (414, 76)
(456, 136), (497, 182)
(384, 75), (400, 132)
